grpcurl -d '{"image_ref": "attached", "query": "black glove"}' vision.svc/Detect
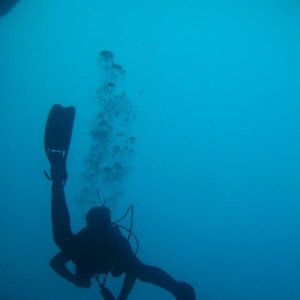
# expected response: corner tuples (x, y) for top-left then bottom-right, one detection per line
(48, 151), (68, 184)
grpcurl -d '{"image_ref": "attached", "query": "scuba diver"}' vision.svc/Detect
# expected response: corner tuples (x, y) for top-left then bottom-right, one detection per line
(45, 104), (196, 300)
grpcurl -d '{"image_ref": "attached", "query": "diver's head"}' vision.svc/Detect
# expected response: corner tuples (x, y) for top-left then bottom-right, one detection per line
(86, 206), (111, 231)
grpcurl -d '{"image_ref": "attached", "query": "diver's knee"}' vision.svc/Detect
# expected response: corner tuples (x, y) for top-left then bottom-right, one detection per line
(175, 281), (196, 300)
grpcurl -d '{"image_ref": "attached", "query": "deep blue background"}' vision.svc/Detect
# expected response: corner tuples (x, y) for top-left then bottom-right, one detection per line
(1, 1), (300, 299)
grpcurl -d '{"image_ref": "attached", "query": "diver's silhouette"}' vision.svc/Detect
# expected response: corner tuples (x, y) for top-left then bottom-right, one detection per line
(45, 105), (196, 300)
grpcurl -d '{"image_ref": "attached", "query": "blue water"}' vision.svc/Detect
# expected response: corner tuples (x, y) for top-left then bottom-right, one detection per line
(1, 1), (300, 299)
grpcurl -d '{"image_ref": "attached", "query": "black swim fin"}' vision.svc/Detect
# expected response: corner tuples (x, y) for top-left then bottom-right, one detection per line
(44, 104), (76, 171)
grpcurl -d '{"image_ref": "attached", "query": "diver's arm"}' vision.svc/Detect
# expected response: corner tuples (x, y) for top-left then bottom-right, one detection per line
(117, 274), (136, 300)
(50, 251), (76, 283)
(50, 251), (91, 288)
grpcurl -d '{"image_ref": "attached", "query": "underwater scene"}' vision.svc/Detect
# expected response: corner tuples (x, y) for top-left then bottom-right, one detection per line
(0, 0), (300, 299)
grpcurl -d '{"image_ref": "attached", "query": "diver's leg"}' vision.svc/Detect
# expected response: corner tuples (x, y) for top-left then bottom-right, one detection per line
(137, 264), (177, 294)
(50, 152), (74, 251)
(131, 261), (196, 300)
(51, 182), (73, 248)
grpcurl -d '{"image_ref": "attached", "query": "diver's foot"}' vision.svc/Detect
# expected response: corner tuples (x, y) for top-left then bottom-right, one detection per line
(175, 281), (196, 300)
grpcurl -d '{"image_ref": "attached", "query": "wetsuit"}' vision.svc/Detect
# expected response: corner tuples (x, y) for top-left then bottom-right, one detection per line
(50, 180), (189, 300)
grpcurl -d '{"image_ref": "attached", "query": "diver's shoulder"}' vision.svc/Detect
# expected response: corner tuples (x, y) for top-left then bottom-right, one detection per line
(74, 226), (89, 238)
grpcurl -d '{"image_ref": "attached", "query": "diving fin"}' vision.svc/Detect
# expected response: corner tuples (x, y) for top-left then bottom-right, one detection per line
(44, 104), (76, 165)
